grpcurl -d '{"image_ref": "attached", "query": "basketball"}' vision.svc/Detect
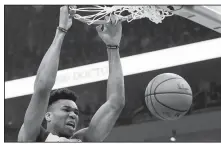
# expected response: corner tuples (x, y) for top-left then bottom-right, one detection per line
(145, 73), (193, 120)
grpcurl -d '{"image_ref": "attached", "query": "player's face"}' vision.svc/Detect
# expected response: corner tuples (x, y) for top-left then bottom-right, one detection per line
(49, 99), (79, 137)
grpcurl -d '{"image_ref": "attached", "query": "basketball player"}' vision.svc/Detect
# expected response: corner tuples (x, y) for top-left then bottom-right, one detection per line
(18, 6), (125, 142)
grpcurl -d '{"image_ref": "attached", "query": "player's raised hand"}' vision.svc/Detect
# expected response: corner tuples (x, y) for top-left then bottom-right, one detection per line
(59, 6), (73, 30)
(96, 15), (122, 46)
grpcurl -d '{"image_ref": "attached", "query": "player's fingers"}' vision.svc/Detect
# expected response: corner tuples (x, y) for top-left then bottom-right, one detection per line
(101, 24), (105, 31)
(105, 16), (111, 24)
(117, 17), (125, 23)
(60, 6), (65, 11)
(96, 24), (104, 32)
(69, 5), (77, 9)
(110, 15), (118, 25)
(68, 5), (76, 16)
(60, 5), (68, 12)
(116, 22), (122, 32)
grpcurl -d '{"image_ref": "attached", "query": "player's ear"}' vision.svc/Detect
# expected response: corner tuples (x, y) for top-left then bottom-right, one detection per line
(45, 112), (52, 122)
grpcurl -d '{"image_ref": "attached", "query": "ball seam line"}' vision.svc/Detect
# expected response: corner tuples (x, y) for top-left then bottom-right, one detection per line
(153, 93), (188, 112)
(154, 78), (182, 91)
(150, 76), (167, 120)
(146, 92), (192, 96)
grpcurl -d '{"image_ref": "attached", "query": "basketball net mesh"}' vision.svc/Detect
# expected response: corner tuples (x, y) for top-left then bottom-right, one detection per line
(69, 6), (173, 25)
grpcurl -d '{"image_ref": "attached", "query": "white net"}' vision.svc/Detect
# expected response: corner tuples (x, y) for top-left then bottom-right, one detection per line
(69, 5), (174, 25)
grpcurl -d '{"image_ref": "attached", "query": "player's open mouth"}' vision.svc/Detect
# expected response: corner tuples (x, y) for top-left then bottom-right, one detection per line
(66, 122), (76, 129)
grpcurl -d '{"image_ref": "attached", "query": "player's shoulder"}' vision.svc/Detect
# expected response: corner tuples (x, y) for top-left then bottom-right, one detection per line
(36, 126), (50, 142)
(18, 125), (49, 142)
(36, 127), (85, 142)
(73, 127), (88, 136)
(40, 127), (84, 142)
(72, 127), (88, 141)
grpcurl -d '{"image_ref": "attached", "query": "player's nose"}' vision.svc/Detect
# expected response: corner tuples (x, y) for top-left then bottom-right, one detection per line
(68, 111), (77, 119)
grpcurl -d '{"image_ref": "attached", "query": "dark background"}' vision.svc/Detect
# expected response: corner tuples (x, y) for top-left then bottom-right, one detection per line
(4, 5), (221, 142)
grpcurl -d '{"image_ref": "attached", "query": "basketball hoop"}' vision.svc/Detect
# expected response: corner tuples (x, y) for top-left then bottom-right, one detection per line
(69, 5), (175, 25)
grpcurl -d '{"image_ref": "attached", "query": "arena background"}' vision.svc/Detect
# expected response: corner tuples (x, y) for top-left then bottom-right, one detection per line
(4, 5), (221, 142)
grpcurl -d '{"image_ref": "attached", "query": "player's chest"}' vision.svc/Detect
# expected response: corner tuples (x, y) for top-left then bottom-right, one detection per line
(45, 133), (82, 142)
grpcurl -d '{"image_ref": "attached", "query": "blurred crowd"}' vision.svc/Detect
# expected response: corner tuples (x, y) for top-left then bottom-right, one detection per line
(5, 5), (221, 81)
(193, 81), (221, 110)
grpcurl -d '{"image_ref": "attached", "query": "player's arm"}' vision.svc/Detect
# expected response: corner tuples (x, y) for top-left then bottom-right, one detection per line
(75, 17), (125, 142)
(18, 6), (72, 141)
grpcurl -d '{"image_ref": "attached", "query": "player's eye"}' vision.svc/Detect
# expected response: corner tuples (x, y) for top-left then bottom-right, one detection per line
(74, 110), (79, 115)
(62, 108), (70, 112)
